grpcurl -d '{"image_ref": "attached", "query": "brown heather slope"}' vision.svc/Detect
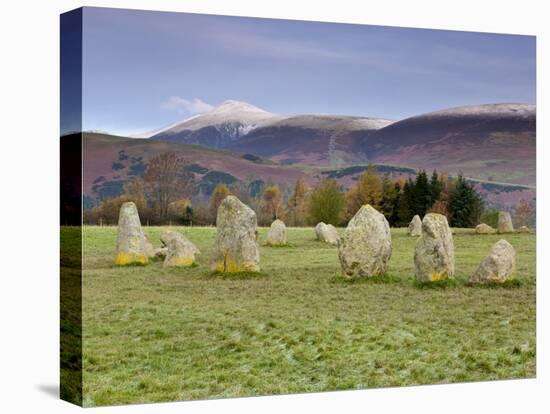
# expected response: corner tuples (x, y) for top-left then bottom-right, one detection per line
(82, 133), (306, 198)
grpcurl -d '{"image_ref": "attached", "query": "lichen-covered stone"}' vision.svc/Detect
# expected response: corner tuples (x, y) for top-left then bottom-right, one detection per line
(414, 213), (455, 281)
(497, 211), (514, 233)
(161, 230), (200, 267)
(469, 239), (515, 284)
(314, 222), (339, 245)
(408, 215), (422, 236)
(338, 205), (392, 278)
(266, 219), (287, 246)
(475, 223), (497, 234)
(210, 196), (260, 272)
(114, 202), (154, 265)
(160, 230), (200, 255)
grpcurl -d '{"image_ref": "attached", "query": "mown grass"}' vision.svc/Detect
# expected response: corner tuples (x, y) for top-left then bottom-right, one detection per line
(80, 226), (536, 407)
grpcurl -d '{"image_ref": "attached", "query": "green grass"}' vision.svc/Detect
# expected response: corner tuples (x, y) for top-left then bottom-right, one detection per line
(79, 226), (536, 407)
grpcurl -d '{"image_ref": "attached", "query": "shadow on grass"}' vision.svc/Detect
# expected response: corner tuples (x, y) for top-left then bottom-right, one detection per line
(203, 270), (269, 280)
(329, 273), (401, 285)
(262, 243), (294, 248)
(465, 278), (523, 289)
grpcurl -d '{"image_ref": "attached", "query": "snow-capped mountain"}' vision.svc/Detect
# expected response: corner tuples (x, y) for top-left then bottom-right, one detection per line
(150, 100), (280, 147)
(149, 99), (394, 163)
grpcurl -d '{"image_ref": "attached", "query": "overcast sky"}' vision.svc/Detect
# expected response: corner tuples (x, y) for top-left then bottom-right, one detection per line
(80, 7), (536, 136)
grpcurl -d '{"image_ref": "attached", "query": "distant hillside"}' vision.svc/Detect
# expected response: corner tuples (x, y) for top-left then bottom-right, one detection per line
(228, 114), (392, 166)
(83, 132), (305, 201)
(362, 103), (536, 186)
(147, 100), (535, 187)
(83, 131), (534, 210)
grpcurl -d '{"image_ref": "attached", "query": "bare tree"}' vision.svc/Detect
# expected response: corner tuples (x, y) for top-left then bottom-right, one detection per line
(143, 152), (195, 223)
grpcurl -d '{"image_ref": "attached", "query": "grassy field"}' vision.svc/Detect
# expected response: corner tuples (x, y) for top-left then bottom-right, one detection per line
(80, 226), (536, 407)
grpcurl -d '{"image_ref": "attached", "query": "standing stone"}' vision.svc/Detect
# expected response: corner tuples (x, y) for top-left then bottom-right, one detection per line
(414, 213), (455, 282)
(408, 215), (422, 236)
(114, 202), (154, 265)
(497, 211), (514, 233)
(338, 205), (392, 278)
(469, 239), (515, 284)
(475, 223), (497, 234)
(161, 230), (200, 267)
(266, 219), (287, 246)
(315, 222), (339, 245)
(314, 222), (326, 240)
(210, 196), (260, 272)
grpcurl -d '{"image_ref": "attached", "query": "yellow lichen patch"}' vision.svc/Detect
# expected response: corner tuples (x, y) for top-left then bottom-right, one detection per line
(115, 252), (148, 266)
(429, 272), (446, 282)
(212, 256), (259, 273)
(166, 257), (194, 267)
(223, 257), (240, 273)
(212, 261), (226, 272)
(241, 261), (260, 272)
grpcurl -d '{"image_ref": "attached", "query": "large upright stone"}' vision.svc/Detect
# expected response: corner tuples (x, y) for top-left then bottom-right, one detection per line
(498, 211), (514, 233)
(469, 239), (515, 284)
(114, 202), (154, 265)
(161, 230), (200, 267)
(314, 222), (339, 245)
(210, 196), (260, 272)
(266, 219), (287, 246)
(408, 215), (422, 236)
(414, 213), (455, 281)
(475, 223), (497, 234)
(338, 205), (392, 278)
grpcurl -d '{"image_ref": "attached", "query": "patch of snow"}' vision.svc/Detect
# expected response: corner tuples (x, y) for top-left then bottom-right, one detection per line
(155, 100), (278, 136)
(421, 103), (535, 118)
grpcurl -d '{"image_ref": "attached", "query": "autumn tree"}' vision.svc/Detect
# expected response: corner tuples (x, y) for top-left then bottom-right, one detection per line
(344, 165), (382, 220)
(260, 185), (284, 224)
(123, 178), (147, 213)
(168, 199), (193, 225)
(143, 152), (195, 222)
(514, 198), (535, 227)
(287, 177), (309, 226)
(379, 174), (399, 223)
(308, 178), (344, 225)
(209, 183), (231, 224)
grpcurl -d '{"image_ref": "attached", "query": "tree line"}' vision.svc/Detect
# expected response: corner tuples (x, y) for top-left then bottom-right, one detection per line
(84, 152), (534, 228)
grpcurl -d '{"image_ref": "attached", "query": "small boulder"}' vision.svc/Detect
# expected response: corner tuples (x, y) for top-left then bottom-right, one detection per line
(338, 205), (392, 278)
(266, 219), (287, 246)
(475, 223), (497, 234)
(414, 213), (455, 282)
(497, 211), (514, 233)
(468, 239), (515, 284)
(161, 230), (200, 267)
(408, 215), (422, 236)
(114, 202), (154, 265)
(160, 230), (200, 255)
(210, 196), (260, 272)
(516, 225), (533, 234)
(315, 222), (339, 245)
